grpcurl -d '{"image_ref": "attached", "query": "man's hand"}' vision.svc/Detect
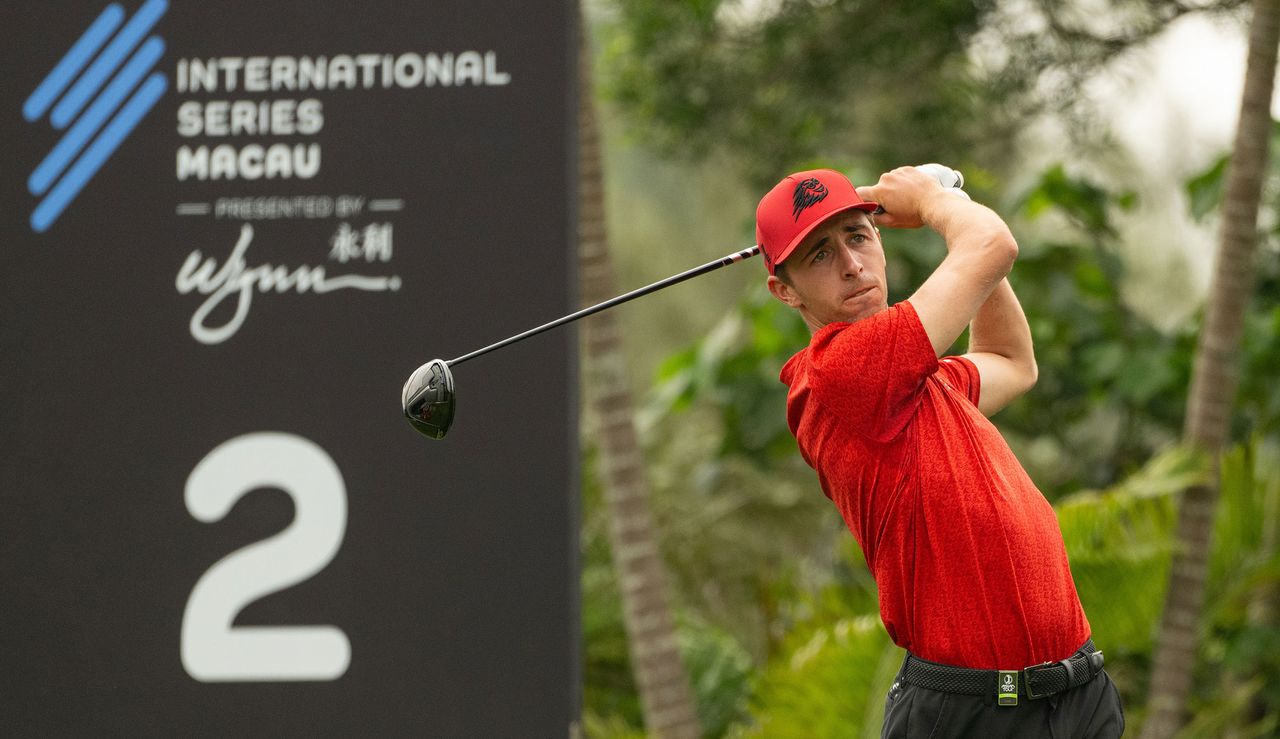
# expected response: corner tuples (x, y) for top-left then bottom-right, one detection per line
(856, 166), (949, 229)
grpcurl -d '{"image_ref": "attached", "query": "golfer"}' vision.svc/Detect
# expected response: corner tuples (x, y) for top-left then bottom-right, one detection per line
(758, 166), (1124, 737)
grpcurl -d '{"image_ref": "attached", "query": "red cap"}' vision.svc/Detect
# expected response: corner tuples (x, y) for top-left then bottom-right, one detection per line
(755, 169), (879, 275)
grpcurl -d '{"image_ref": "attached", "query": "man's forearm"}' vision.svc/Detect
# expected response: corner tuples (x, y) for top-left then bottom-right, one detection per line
(921, 193), (1017, 267)
(968, 278), (1036, 372)
(960, 277), (1038, 415)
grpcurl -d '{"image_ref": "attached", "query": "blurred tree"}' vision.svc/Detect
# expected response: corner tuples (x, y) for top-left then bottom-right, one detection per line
(1143, 0), (1280, 736)
(601, 0), (1249, 188)
(578, 6), (701, 737)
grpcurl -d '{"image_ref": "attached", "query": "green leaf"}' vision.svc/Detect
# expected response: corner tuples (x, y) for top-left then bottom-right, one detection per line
(1187, 154), (1230, 222)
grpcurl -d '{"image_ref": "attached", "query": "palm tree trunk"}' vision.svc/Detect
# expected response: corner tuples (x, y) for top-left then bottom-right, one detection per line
(577, 8), (702, 738)
(1140, 1), (1280, 736)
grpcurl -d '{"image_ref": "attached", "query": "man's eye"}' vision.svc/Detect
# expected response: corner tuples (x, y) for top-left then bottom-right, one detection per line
(851, 233), (866, 243)
(812, 249), (828, 263)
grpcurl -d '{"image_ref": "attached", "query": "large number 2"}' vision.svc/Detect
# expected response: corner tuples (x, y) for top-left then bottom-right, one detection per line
(181, 432), (351, 682)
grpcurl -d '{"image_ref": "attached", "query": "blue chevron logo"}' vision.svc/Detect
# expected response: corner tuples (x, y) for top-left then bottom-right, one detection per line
(24, 0), (169, 233)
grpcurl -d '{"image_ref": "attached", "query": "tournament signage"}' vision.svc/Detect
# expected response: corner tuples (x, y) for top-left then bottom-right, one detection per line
(1, 1), (577, 735)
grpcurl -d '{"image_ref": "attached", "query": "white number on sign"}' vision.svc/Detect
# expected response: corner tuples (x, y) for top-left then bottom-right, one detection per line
(181, 432), (351, 682)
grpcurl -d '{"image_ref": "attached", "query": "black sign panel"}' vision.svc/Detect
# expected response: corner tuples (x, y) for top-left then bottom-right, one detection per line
(1, 1), (577, 735)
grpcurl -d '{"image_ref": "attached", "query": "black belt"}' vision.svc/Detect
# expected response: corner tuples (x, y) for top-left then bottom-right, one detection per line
(900, 640), (1104, 704)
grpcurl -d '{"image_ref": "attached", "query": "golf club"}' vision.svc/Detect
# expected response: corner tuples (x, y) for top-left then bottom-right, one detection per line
(402, 164), (966, 439)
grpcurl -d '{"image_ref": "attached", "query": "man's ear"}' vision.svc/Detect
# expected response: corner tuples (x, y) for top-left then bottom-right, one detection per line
(767, 275), (802, 308)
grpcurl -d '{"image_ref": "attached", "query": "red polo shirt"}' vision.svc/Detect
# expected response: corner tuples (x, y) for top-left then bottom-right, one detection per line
(779, 301), (1090, 669)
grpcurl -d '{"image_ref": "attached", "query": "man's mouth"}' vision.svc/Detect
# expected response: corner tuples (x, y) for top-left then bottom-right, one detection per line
(845, 285), (876, 301)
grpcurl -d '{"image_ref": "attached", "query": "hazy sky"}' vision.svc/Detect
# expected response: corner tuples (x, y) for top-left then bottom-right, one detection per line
(1075, 12), (1271, 322)
(1110, 13), (1254, 179)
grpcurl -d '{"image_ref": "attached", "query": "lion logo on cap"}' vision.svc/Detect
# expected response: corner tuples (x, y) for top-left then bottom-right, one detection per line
(792, 178), (828, 220)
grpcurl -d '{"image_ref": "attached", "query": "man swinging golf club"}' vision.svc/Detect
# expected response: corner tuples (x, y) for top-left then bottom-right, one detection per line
(759, 166), (1124, 737)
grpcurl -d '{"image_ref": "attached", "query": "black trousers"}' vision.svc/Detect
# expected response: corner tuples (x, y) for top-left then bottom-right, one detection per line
(881, 659), (1125, 738)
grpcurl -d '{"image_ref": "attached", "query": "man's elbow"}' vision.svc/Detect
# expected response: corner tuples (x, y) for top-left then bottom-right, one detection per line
(992, 228), (1019, 275)
(1018, 357), (1038, 395)
(969, 226), (1018, 281)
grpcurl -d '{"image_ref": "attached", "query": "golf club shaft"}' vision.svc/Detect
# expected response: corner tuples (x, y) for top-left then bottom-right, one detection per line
(448, 245), (760, 366)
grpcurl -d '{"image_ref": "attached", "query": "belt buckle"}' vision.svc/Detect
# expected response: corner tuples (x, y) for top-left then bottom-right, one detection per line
(1022, 663), (1053, 700)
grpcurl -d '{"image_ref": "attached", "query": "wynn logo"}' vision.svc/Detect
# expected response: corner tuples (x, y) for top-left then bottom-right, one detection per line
(23, 0), (169, 233)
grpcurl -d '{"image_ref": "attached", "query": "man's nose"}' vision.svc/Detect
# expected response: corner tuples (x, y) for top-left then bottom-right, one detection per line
(840, 246), (864, 276)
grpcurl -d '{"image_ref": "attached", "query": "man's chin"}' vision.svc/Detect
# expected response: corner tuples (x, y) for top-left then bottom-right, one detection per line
(806, 301), (888, 332)
(837, 301), (887, 324)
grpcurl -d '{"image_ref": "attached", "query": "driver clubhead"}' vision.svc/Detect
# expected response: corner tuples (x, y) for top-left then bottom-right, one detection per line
(402, 359), (455, 439)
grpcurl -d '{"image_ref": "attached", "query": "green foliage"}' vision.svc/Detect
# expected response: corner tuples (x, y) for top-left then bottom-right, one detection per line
(582, 710), (648, 739)
(1179, 124), (1280, 439)
(601, 0), (1001, 186)
(1047, 438), (1280, 736)
(644, 286), (808, 464)
(738, 616), (899, 739)
(582, 438), (765, 738)
(1190, 438), (1280, 737)
(726, 536), (896, 738)
(601, 0), (1250, 188)
(642, 409), (845, 660)
(1238, 301), (1280, 437)
(1056, 447), (1204, 653)
(679, 614), (755, 736)
(1018, 164), (1137, 234)
(999, 166), (1195, 492)
(1186, 154), (1229, 222)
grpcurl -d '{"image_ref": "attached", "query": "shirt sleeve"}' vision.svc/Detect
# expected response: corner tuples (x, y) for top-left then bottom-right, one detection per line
(807, 301), (939, 441)
(936, 355), (981, 407)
